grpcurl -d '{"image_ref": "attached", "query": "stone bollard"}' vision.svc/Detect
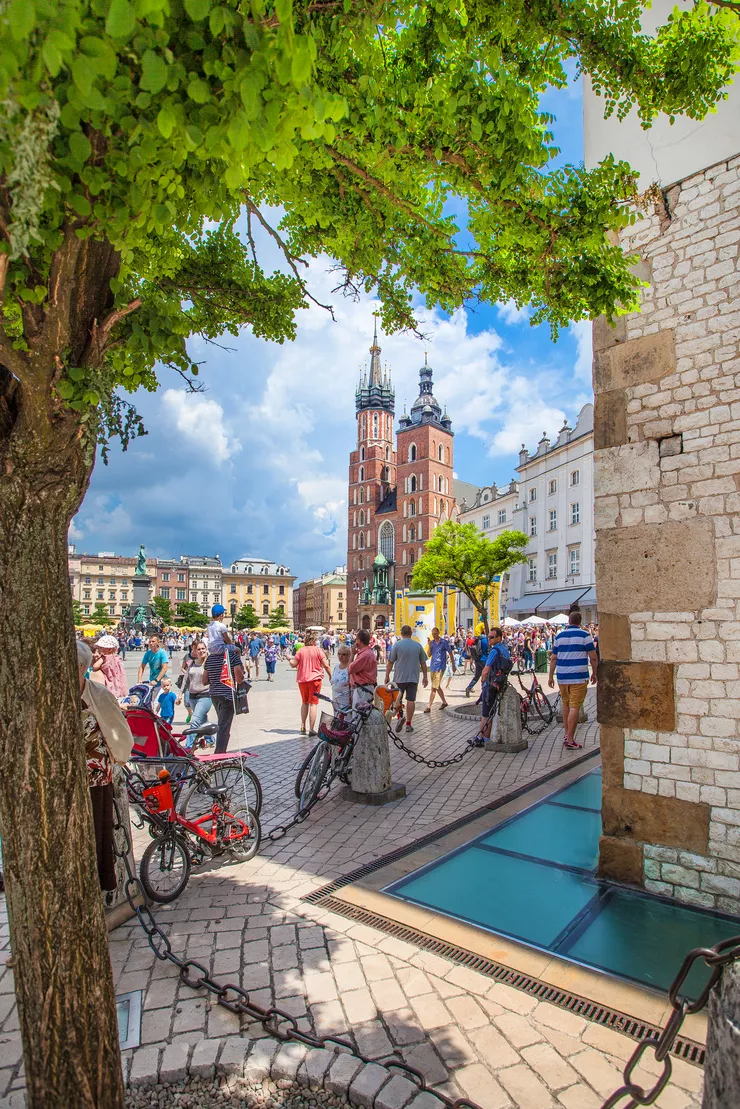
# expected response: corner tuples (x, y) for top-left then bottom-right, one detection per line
(485, 684), (528, 753)
(556, 703), (588, 724)
(702, 960), (740, 1109)
(342, 707), (406, 805)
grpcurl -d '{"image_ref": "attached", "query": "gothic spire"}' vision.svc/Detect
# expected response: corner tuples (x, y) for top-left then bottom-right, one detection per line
(369, 314), (382, 386)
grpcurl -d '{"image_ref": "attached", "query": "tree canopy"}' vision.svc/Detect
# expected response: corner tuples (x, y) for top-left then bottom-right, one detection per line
(235, 602), (260, 628)
(151, 593), (173, 624)
(175, 599), (207, 625)
(1, 0), (739, 458)
(89, 600), (115, 624)
(412, 521), (528, 629)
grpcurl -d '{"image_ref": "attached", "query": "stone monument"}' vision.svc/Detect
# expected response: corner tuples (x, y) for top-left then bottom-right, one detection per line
(484, 684), (528, 753)
(123, 545), (160, 632)
(341, 707), (406, 806)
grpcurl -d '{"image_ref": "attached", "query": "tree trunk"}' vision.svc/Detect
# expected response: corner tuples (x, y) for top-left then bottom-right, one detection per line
(0, 361), (124, 1106)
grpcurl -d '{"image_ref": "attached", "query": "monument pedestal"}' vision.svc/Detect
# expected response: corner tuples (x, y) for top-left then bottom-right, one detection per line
(343, 709), (406, 806)
(131, 574), (152, 608)
(484, 685), (528, 753)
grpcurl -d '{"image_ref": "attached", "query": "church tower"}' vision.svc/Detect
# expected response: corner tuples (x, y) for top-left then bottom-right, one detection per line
(346, 320), (396, 630)
(396, 355), (454, 588)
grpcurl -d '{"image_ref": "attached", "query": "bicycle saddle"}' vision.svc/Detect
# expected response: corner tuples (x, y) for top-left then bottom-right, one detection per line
(204, 785), (230, 798)
(182, 723), (218, 736)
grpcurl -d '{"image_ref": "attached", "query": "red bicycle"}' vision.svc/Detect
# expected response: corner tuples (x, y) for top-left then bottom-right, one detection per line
(134, 767), (261, 902)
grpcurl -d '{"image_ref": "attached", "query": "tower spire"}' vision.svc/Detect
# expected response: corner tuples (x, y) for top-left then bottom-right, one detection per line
(355, 315), (395, 416)
(369, 313), (382, 386)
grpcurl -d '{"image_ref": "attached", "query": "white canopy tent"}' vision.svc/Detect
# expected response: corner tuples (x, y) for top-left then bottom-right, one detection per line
(521, 615), (547, 625)
(502, 616), (521, 627)
(550, 613), (570, 625)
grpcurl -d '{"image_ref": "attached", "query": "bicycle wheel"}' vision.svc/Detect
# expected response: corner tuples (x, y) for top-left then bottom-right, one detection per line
(222, 805), (262, 863)
(532, 687), (554, 724)
(299, 742), (331, 813)
(294, 743), (319, 799)
(178, 760), (262, 820)
(140, 835), (190, 903)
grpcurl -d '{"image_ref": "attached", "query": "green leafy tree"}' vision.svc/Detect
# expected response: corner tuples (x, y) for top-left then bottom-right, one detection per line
(0, 2), (737, 1106)
(151, 594), (173, 625)
(71, 600), (83, 626)
(267, 607), (287, 628)
(412, 522), (529, 632)
(90, 601), (115, 626)
(235, 603), (260, 630)
(175, 601), (207, 628)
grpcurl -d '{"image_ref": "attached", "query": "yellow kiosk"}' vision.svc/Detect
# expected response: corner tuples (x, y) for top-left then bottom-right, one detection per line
(394, 586), (456, 645)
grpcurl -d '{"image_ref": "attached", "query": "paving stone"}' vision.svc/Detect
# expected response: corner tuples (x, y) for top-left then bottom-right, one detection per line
(374, 1075), (419, 1109)
(349, 1061), (391, 1107)
(326, 1053), (364, 1096)
(129, 1046), (160, 1087)
(453, 1063), (511, 1108)
(385, 1008), (427, 1046)
(217, 1037), (251, 1077)
(272, 1042), (308, 1083)
(467, 1025), (520, 1069)
(369, 978), (407, 1013)
(443, 965), (489, 997)
(556, 1083), (602, 1109)
(298, 926), (326, 950)
(408, 995), (450, 1032)
(569, 1049), (624, 1097)
(428, 1026), (477, 1068)
(298, 1047), (335, 1089)
(533, 1002), (587, 1039)
(189, 1037), (222, 1078)
(520, 1042), (580, 1091)
(342, 989), (378, 1025)
(244, 1037), (279, 1082)
(361, 954), (394, 982)
(487, 981), (539, 1015)
(159, 1042), (190, 1084)
(172, 998), (206, 1034)
(353, 1020), (394, 1060)
(304, 971), (339, 1005)
(494, 1010), (546, 1048)
(311, 999), (347, 1036)
(444, 994), (488, 1031)
(498, 1062), (557, 1106)
(395, 968), (432, 999)
(404, 1093), (447, 1109)
(400, 1043), (447, 1087)
(334, 961), (368, 992)
(271, 925), (297, 947)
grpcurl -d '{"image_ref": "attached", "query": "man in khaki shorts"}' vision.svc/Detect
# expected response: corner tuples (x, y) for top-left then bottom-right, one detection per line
(548, 609), (598, 749)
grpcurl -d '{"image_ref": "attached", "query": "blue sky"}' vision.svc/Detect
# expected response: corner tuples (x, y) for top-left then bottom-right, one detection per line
(71, 77), (592, 582)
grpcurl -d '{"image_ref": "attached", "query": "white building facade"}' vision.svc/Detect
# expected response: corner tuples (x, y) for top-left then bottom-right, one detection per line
(456, 480), (521, 628)
(507, 404), (597, 623)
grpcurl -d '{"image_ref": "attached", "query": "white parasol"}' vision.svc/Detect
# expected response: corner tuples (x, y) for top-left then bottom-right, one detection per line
(502, 616), (521, 627)
(521, 615), (547, 625)
(550, 613), (570, 625)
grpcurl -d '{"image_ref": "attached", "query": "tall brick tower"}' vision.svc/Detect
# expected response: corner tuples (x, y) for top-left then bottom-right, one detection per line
(346, 321), (396, 630)
(396, 355), (454, 588)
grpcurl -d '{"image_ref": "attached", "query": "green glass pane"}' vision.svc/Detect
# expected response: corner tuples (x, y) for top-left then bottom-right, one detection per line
(388, 848), (598, 948)
(566, 891), (740, 998)
(480, 803), (601, 871)
(549, 770), (603, 811)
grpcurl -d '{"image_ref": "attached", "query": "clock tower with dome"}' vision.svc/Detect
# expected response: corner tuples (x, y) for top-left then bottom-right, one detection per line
(346, 323), (455, 632)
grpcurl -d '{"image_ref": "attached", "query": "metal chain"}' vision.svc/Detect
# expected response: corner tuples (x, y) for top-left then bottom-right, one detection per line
(600, 935), (740, 1108)
(111, 797), (481, 1109)
(388, 724), (477, 768)
(266, 770), (336, 842)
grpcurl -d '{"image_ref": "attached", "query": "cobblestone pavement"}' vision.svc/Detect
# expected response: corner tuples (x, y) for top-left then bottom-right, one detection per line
(0, 656), (704, 1107)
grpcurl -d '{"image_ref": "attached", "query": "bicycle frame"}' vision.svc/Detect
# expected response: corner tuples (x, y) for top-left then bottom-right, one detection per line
(141, 774), (252, 851)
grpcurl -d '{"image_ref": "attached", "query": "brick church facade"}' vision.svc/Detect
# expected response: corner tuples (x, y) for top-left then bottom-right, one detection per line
(346, 323), (455, 631)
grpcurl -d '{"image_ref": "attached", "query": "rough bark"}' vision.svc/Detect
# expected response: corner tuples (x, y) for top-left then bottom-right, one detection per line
(703, 960), (740, 1109)
(0, 231), (125, 1108)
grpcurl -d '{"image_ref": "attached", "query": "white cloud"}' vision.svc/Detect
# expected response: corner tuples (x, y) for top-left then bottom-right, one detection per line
(489, 377), (566, 455)
(569, 319), (593, 386)
(497, 299), (532, 326)
(161, 390), (241, 463)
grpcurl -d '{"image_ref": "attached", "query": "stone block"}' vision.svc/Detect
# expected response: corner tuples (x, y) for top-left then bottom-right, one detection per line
(660, 435), (684, 457)
(598, 660), (676, 731)
(595, 441), (660, 497)
(159, 1043), (190, 1084)
(596, 518), (716, 616)
(404, 1094), (445, 1109)
(593, 314), (627, 354)
(598, 836), (644, 885)
(244, 1038), (279, 1082)
(595, 389), (628, 449)
(593, 330), (675, 393)
(349, 1062), (391, 1107)
(600, 726), (625, 790)
(129, 1047), (160, 1087)
(326, 1053), (364, 1096)
(272, 1042), (308, 1083)
(599, 614), (631, 662)
(190, 1037), (221, 1078)
(602, 788), (710, 853)
(298, 1047), (335, 1089)
(375, 1075), (420, 1109)
(217, 1037), (250, 1077)
(351, 711), (392, 794)
(485, 684), (526, 752)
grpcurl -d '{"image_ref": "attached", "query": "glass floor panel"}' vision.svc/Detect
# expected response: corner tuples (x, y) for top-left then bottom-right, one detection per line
(480, 804), (601, 871)
(385, 768), (740, 998)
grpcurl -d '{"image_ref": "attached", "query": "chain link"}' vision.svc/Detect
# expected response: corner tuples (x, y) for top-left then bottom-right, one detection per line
(111, 795), (482, 1109)
(600, 935), (740, 1108)
(388, 724), (477, 768)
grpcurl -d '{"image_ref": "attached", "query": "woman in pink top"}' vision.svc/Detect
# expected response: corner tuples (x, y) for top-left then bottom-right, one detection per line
(290, 631), (331, 735)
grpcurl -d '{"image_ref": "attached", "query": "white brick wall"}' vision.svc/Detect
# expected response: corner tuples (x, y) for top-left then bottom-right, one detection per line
(602, 155), (740, 914)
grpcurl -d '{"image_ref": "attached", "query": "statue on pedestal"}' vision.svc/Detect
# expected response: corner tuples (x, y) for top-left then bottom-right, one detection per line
(135, 545), (147, 577)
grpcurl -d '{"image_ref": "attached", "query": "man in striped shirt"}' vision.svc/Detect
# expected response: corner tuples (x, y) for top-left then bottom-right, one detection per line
(548, 610), (598, 749)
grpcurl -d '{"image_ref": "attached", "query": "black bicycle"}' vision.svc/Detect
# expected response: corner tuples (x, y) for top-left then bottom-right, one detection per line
(294, 695), (374, 811)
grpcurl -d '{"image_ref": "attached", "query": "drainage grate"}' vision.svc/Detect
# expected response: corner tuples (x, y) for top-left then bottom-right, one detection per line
(303, 748), (599, 906)
(309, 894), (705, 1067)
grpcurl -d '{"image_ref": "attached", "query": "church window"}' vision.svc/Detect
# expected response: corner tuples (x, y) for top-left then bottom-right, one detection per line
(359, 533), (365, 549)
(439, 445), (444, 462)
(402, 550), (407, 565)
(419, 473), (423, 491)
(359, 488), (364, 504)
(373, 414), (378, 438)
(408, 444), (417, 462)
(440, 500), (446, 517)
(383, 465), (390, 480)
(434, 497), (438, 514)
(352, 535), (356, 549)
(360, 446), (365, 461)
(353, 511), (356, 527)
(402, 524), (407, 542)
(409, 525), (416, 542)
(403, 501), (407, 518)
(359, 466), (364, 481)
(408, 549), (415, 566)
(359, 510), (364, 526)
(409, 501), (416, 517)
(385, 446), (390, 460)
(380, 522), (394, 561)
(410, 475), (417, 493)
(366, 485), (371, 502)
(359, 556), (364, 569)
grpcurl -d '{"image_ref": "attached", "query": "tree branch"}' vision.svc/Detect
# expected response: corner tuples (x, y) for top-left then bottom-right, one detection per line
(82, 298), (141, 369)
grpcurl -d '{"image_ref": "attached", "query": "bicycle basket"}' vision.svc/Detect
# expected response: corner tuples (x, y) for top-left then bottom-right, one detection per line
(142, 780), (175, 815)
(317, 711), (352, 747)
